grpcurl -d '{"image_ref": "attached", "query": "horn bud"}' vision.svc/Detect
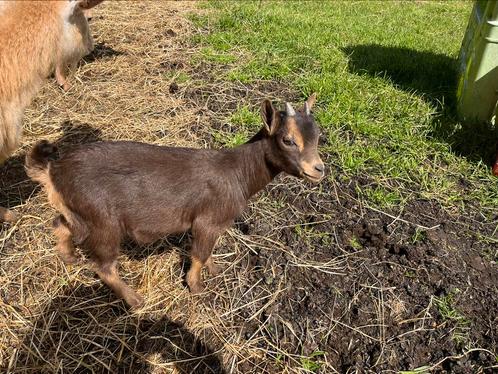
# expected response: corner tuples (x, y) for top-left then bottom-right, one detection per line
(285, 102), (296, 116)
(304, 102), (311, 115)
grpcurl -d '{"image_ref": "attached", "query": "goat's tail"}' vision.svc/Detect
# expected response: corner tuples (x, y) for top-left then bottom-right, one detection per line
(25, 140), (58, 183)
(26, 141), (89, 244)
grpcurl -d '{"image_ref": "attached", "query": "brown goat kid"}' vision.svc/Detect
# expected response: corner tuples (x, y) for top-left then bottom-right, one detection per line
(0, 0), (103, 222)
(26, 95), (325, 308)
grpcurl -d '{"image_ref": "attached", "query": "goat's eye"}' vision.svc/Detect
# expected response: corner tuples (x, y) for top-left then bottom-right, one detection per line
(282, 137), (295, 147)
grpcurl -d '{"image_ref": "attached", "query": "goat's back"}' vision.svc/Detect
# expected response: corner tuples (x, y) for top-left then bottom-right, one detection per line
(48, 142), (244, 240)
(0, 1), (63, 100)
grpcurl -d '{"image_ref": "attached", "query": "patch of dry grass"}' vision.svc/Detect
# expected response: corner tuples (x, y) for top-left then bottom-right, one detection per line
(0, 2), (333, 373)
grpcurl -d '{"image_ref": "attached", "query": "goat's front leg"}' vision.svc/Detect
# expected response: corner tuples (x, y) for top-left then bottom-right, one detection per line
(187, 222), (223, 293)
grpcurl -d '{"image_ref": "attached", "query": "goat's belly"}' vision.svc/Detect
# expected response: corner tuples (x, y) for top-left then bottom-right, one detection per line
(127, 221), (191, 245)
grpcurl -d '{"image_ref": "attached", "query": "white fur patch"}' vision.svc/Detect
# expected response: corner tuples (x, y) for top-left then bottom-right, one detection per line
(0, 1), (12, 14)
(61, 0), (80, 21)
(59, 0), (92, 67)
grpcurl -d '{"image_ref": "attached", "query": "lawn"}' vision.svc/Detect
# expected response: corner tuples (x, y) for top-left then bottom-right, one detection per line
(192, 0), (498, 212)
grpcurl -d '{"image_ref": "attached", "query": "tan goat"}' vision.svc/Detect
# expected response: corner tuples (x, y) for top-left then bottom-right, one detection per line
(0, 0), (103, 222)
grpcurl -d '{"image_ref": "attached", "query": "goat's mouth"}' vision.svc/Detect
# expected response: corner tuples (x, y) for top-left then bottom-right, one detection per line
(303, 171), (323, 183)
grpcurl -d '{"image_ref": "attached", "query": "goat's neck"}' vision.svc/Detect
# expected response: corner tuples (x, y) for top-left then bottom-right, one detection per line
(232, 138), (279, 199)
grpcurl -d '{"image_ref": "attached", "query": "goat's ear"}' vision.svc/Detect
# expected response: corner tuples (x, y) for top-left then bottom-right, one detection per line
(304, 92), (317, 115)
(76, 0), (104, 10)
(261, 99), (276, 135)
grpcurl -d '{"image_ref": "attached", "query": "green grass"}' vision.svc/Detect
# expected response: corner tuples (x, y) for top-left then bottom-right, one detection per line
(200, 46), (237, 64)
(299, 351), (326, 373)
(434, 289), (470, 345)
(192, 1), (498, 211)
(162, 70), (191, 84)
(212, 106), (261, 147)
(349, 236), (362, 251)
(400, 366), (430, 374)
(411, 228), (427, 244)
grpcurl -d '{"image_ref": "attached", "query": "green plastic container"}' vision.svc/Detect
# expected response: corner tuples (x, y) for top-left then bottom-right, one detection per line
(457, 0), (498, 124)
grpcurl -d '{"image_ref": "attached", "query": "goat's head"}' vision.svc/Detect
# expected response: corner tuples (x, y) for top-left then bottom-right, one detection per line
(62, 0), (104, 58)
(260, 94), (325, 182)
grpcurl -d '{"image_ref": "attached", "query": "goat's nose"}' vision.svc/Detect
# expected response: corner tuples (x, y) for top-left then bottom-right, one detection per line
(315, 163), (325, 173)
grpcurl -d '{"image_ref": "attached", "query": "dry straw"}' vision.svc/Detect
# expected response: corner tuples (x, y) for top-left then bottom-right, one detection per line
(0, 1), (322, 373)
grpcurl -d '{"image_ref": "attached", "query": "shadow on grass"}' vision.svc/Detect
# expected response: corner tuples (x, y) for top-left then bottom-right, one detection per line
(0, 121), (103, 213)
(82, 42), (124, 64)
(342, 44), (498, 165)
(8, 285), (225, 373)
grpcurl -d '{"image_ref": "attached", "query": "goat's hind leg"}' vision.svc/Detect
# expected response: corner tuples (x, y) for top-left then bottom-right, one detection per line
(53, 215), (79, 264)
(93, 255), (144, 308)
(85, 227), (143, 308)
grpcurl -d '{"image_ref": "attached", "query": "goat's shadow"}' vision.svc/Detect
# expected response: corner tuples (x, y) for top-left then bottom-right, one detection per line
(82, 42), (124, 64)
(8, 284), (225, 373)
(122, 233), (191, 261)
(0, 121), (103, 215)
(341, 44), (498, 165)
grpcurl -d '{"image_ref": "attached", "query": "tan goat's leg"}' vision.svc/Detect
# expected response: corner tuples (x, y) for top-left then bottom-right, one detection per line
(55, 65), (71, 91)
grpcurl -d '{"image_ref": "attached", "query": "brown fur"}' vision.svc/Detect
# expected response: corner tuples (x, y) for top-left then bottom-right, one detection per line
(0, 0), (103, 221)
(26, 96), (325, 308)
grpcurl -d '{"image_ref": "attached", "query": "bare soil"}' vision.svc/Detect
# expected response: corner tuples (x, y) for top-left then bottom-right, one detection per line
(223, 176), (498, 373)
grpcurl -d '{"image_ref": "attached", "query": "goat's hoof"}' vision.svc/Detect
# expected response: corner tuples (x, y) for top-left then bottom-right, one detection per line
(208, 263), (221, 277)
(57, 252), (79, 265)
(59, 81), (71, 92)
(54, 246), (79, 264)
(188, 281), (205, 294)
(125, 292), (144, 309)
(1, 209), (19, 223)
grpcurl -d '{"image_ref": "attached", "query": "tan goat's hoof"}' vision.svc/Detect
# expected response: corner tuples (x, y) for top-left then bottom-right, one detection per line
(0, 208), (18, 223)
(61, 82), (71, 92)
